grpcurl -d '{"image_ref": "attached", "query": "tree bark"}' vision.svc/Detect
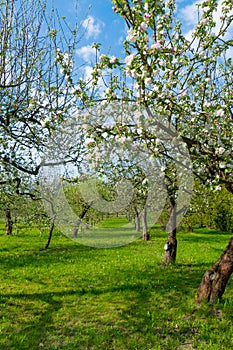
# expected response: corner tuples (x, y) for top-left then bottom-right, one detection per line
(5, 208), (13, 235)
(126, 213), (132, 222)
(44, 219), (55, 249)
(72, 204), (91, 237)
(187, 224), (193, 233)
(164, 205), (177, 265)
(134, 207), (140, 233)
(142, 206), (150, 241)
(197, 236), (233, 303)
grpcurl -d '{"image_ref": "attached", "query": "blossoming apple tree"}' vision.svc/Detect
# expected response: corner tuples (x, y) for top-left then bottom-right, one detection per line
(0, 0), (89, 248)
(67, 0), (233, 303)
(0, 0), (83, 191)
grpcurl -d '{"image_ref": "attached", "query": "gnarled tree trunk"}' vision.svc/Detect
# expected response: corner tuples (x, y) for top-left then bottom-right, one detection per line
(197, 236), (233, 303)
(164, 204), (177, 265)
(5, 208), (13, 235)
(197, 183), (233, 303)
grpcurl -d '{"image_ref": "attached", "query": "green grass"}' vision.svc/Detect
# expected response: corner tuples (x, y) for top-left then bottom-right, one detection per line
(0, 219), (232, 349)
(72, 217), (138, 248)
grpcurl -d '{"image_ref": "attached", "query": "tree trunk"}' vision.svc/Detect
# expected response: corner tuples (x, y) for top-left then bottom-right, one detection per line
(44, 220), (55, 249)
(188, 225), (193, 233)
(164, 205), (177, 265)
(197, 236), (233, 303)
(142, 206), (150, 241)
(134, 207), (140, 233)
(86, 218), (90, 229)
(73, 204), (91, 237)
(5, 209), (13, 235)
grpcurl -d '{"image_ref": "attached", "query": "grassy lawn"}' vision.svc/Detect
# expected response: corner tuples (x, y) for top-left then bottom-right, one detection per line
(69, 217), (138, 248)
(0, 219), (232, 349)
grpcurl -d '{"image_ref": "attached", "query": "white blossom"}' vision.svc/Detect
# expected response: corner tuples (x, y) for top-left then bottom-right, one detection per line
(102, 132), (108, 139)
(153, 85), (160, 92)
(139, 22), (148, 32)
(202, 6), (211, 12)
(125, 53), (135, 66)
(217, 147), (225, 155)
(201, 18), (209, 25)
(215, 109), (224, 117)
(143, 13), (150, 19)
(145, 77), (153, 85)
(126, 28), (138, 42)
(219, 162), (226, 169)
(151, 41), (162, 50)
(85, 137), (95, 146)
(158, 60), (166, 67)
(110, 56), (117, 64)
(137, 127), (143, 135)
(131, 69), (139, 78)
(144, 2), (149, 11)
(115, 135), (126, 144)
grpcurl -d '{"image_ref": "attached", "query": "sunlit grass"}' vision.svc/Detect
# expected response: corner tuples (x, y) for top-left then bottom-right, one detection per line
(64, 217), (139, 248)
(0, 219), (232, 349)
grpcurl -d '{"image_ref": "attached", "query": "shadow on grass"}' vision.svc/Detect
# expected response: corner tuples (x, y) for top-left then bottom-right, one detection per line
(193, 228), (232, 235)
(1, 229), (232, 349)
(0, 264), (209, 350)
(0, 290), (63, 349)
(0, 242), (97, 270)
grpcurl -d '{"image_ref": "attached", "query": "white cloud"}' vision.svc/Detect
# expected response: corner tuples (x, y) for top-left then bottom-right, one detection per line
(79, 65), (106, 94)
(81, 15), (104, 39)
(179, 0), (233, 48)
(179, 1), (201, 27)
(213, 0), (233, 38)
(76, 45), (96, 63)
(118, 35), (124, 45)
(82, 66), (93, 82)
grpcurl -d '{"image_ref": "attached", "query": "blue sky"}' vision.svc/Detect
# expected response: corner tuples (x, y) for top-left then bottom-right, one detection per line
(52, 0), (199, 48)
(49, 0), (232, 79)
(53, 0), (126, 55)
(50, 0), (195, 77)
